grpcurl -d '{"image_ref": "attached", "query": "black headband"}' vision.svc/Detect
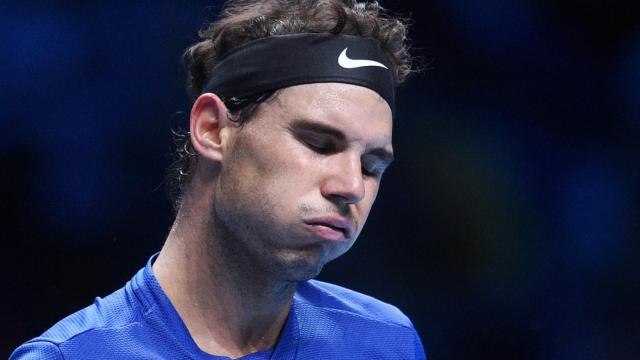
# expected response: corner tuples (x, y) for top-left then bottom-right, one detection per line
(203, 33), (396, 115)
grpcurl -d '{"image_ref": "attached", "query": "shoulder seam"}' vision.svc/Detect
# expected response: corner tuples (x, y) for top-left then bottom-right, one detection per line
(300, 281), (412, 329)
(20, 339), (65, 360)
(36, 304), (156, 348)
(301, 299), (414, 330)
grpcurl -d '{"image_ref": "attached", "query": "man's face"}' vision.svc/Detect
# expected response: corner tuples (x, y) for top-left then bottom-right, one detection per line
(212, 82), (393, 281)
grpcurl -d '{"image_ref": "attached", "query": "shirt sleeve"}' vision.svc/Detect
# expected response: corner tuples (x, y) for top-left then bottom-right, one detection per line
(9, 341), (65, 360)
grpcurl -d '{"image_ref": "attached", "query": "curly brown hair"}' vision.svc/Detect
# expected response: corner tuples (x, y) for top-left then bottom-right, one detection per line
(167, 0), (417, 212)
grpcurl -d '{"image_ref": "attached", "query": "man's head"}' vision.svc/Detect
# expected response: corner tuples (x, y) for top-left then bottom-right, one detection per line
(168, 0), (415, 281)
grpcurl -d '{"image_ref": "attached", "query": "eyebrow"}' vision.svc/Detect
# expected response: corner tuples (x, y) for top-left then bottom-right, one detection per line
(290, 119), (346, 141)
(289, 119), (395, 165)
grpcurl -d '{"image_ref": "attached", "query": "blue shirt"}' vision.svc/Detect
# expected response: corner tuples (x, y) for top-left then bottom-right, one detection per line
(11, 255), (426, 359)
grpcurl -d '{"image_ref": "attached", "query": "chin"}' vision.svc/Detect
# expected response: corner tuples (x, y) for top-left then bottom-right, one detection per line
(272, 250), (330, 282)
(285, 265), (325, 282)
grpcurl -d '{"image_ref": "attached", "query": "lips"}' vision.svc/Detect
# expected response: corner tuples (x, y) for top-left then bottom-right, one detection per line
(304, 216), (354, 239)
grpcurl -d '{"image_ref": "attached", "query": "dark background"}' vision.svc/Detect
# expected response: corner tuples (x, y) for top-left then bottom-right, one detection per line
(2, 1), (639, 359)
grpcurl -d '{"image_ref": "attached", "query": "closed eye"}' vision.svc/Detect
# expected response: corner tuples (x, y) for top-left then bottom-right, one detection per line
(288, 119), (345, 155)
(287, 118), (393, 176)
(361, 156), (390, 177)
(302, 136), (338, 154)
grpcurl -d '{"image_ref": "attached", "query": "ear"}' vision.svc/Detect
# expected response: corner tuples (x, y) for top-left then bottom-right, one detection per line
(189, 93), (230, 162)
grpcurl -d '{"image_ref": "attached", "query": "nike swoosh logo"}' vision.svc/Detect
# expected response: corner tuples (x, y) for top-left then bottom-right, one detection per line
(338, 48), (388, 69)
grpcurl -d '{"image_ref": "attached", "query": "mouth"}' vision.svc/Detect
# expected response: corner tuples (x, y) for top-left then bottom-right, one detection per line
(304, 217), (354, 240)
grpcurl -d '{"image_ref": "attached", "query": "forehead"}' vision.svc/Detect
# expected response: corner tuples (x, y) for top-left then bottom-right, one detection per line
(270, 82), (393, 148)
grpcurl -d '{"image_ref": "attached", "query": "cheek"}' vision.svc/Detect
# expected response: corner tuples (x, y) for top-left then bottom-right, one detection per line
(220, 131), (312, 214)
(225, 131), (284, 183)
(244, 130), (318, 186)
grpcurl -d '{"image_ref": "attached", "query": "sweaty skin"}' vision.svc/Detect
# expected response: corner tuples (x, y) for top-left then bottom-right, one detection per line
(153, 82), (393, 358)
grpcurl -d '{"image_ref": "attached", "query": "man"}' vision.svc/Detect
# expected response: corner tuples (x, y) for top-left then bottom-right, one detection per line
(11, 0), (425, 358)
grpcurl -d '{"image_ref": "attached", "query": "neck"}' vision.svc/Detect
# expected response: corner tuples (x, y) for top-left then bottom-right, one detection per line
(153, 183), (296, 358)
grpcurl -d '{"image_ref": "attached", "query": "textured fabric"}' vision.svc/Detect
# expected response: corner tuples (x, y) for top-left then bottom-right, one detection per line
(11, 254), (426, 359)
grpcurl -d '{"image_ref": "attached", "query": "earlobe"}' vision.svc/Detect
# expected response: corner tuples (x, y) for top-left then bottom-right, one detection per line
(189, 93), (229, 162)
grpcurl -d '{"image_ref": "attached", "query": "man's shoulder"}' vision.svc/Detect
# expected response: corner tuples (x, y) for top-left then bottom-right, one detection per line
(10, 281), (148, 359)
(294, 280), (426, 359)
(42, 284), (142, 343)
(296, 279), (413, 328)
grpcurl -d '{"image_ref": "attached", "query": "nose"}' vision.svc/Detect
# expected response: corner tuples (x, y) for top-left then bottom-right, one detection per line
(320, 154), (365, 205)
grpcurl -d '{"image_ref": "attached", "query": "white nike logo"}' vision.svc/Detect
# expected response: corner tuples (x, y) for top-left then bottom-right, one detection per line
(338, 48), (388, 69)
